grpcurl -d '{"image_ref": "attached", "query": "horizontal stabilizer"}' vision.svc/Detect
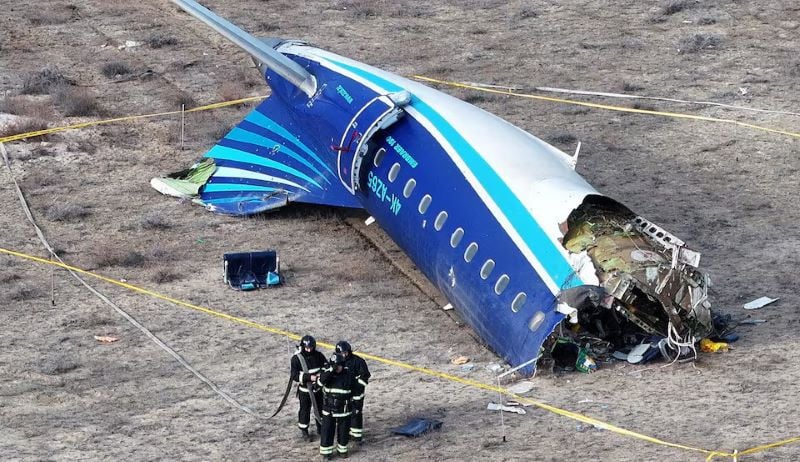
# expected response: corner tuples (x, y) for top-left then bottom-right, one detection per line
(153, 96), (362, 215)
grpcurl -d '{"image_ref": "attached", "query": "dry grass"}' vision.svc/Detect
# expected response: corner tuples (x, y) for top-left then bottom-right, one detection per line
(339, 0), (379, 18)
(67, 140), (97, 154)
(147, 33), (178, 49)
(7, 283), (44, 302)
(22, 169), (64, 190)
(462, 93), (490, 105)
(39, 356), (79, 375)
(789, 61), (800, 78)
(0, 97), (53, 119)
(27, 9), (73, 26)
(13, 144), (56, 161)
(101, 61), (133, 79)
(547, 132), (578, 144)
(150, 269), (181, 284)
(632, 102), (657, 111)
(515, 7), (538, 20)
(621, 81), (646, 92)
(21, 67), (74, 95)
(140, 211), (172, 230)
(677, 33), (722, 53)
(0, 118), (50, 141)
(217, 82), (251, 108)
(650, 0), (696, 23)
(45, 204), (91, 222)
(174, 93), (196, 109)
(256, 22), (280, 33)
(0, 272), (22, 284)
(662, 0), (694, 15)
(51, 86), (100, 116)
(90, 247), (148, 268)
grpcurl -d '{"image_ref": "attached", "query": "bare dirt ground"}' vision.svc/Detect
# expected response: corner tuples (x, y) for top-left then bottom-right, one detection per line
(1, 0), (799, 460)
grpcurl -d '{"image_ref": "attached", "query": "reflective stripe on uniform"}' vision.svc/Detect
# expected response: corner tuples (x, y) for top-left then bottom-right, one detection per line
(320, 445), (334, 455)
(358, 378), (368, 387)
(298, 386), (309, 392)
(321, 410), (352, 418)
(337, 444), (348, 454)
(352, 393), (364, 401)
(308, 367), (321, 374)
(350, 428), (363, 436)
(322, 387), (351, 395)
(298, 423), (308, 429)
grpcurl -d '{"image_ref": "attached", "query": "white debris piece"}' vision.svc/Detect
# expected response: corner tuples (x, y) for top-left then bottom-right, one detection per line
(118, 40), (142, 50)
(743, 297), (779, 310)
(487, 402), (526, 415)
(487, 363), (504, 373)
(506, 381), (535, 395)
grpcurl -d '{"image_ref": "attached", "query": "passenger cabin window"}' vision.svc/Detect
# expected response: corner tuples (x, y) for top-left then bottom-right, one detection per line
(464, 242), (478, 262)
(450, 228), (464, 248)
(434, 211), (448, 231)
(529, 311), (545, 331)
(494, 275), (509, 295)
(480, 259), (495, 280)
(418, 194), (432, 214)
(388, 163), (401, 182)
(403, 179), (416, 198)
(373, 148), (386, 167)
(511, 292), (527, 313)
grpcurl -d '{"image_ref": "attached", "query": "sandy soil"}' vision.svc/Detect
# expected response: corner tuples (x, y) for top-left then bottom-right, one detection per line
(1, 0), (799, 460)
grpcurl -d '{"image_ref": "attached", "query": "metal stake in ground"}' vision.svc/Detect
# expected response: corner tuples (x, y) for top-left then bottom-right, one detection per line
(180, 103), (185, 150)
(497, 375), (507, 443)
(50, 252), (56, 306)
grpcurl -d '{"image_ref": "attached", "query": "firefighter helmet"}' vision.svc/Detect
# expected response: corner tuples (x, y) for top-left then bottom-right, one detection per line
(335, 341), (352, 355)
(300, 335), (316, 351)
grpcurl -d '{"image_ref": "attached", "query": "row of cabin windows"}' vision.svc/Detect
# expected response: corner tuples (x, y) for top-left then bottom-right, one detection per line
(375, 147), (544, 331)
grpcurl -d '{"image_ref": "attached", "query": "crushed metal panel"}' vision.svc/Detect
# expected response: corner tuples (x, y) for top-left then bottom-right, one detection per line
(558, 196), (714, 347)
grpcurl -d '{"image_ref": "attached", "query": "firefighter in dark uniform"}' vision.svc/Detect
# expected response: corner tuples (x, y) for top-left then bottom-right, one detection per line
(318, 353), (354, 460)
(290, 335), (327, 441)
(335, 341), (371, 443)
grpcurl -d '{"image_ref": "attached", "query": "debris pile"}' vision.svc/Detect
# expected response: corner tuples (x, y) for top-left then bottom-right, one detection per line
(542, 196), (725, 372)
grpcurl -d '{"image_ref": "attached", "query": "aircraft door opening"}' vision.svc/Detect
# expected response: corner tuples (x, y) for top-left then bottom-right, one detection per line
(334, 91), (411, 194)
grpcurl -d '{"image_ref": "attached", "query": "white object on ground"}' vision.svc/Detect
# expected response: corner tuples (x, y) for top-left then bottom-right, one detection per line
(487, 402), (526, 415)
(487, 363), (503, 373)
(743, 297), (778, 310)
(506, 381), (534, 395)
(627, 343), (651, 364)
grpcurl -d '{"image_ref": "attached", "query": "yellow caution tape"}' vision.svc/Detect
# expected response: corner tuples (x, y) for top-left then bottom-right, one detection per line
(7, 246), (799, 460)
(411, 75), (800, 140)
(0, 95), (266, 144)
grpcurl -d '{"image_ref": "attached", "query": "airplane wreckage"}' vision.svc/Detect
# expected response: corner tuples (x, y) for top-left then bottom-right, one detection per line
(153, 0), (721, 375)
